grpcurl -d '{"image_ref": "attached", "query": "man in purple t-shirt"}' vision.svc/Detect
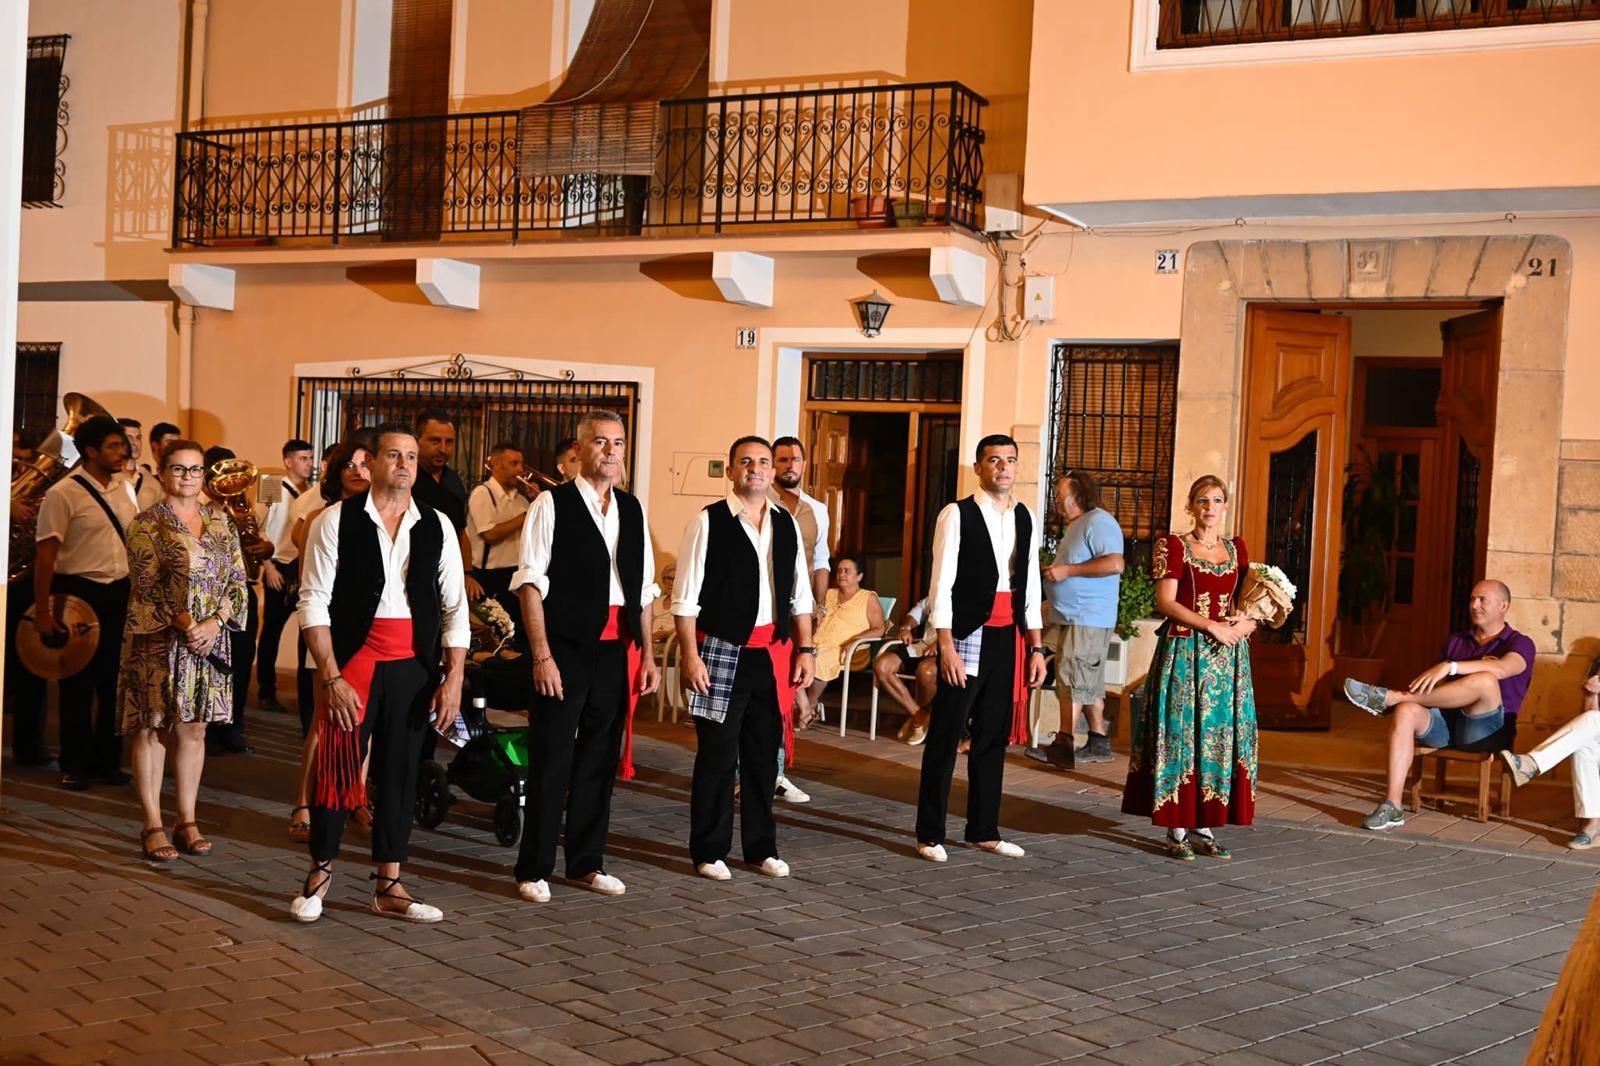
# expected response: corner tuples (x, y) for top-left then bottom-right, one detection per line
(1342, 580), (1535, 831)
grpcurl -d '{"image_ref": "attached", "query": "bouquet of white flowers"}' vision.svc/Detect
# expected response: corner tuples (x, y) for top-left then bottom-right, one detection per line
(1236, 563), (1297, 629)
(469, 598), (516, 655)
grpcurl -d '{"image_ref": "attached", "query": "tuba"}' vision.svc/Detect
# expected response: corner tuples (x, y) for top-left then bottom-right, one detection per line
(205, 458), (266, 579)
(9, 392), (113, 582)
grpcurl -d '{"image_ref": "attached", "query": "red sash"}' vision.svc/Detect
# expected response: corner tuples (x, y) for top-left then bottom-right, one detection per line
(697, 623), (797, 766)
(313, 618), (416, 812)
(602, 606), (647, 781)
(984, 592), (1031, 746)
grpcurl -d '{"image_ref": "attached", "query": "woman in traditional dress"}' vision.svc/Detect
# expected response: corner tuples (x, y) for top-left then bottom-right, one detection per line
(794, 553), (885, 725)
(120, 439), (249, 861)
(1121, 475), (1258, 860)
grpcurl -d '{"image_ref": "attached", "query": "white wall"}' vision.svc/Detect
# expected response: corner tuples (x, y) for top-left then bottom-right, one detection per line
(21, 0), (183, 284)
(16, 301), (178, 431)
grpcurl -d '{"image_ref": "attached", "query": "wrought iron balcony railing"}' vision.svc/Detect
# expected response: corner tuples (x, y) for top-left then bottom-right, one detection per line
(172, 81), (986, 247)
(1159, 0), (1600, 48)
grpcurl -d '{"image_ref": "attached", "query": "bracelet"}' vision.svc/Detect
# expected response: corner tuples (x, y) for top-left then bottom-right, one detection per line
(1448, 660), (1459, 677)
(533, 654), (553, 667)
(796, 646), (817, 656)
(320, 675), (343, 689)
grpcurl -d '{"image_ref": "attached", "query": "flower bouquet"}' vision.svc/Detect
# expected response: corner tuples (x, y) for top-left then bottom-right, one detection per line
(469, 598), (516, 655)
(1236, 563), (1297, 630)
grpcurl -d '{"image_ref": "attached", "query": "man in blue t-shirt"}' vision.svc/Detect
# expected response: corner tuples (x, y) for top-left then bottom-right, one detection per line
(1027, 471), (1124, 769)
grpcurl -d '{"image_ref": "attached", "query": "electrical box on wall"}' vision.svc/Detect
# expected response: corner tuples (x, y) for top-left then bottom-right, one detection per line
(1023, 275), (1056, 322)
(672, 452), (727, 496)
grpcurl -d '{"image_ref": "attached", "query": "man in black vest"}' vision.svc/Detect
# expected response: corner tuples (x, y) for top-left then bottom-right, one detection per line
(290, 423), (468, 924)
(915, 434), (1047, 863)
(510, 410), (661, 903)
(674, 436), (816, 882)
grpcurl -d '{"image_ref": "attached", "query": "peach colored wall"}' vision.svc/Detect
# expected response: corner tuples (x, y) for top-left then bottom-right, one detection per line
(1024, 4), (1600, 205)
(17, 301), (180, 432)
(452, 0), (561, 109)
(203, 0), (345, 120)
(1009, 217), (1600, 446)
(22, 0), (183, 283)
(189, 254), (1009, 554)
(1347, 309), (1452, 359)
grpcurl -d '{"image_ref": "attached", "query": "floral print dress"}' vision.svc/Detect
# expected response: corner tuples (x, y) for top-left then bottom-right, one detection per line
(1121, 533), (1259, 829)
(116, 501), (249, 733)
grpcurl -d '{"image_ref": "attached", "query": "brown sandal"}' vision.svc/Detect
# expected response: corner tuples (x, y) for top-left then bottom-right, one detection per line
(173, 821), (212, 857)
(288, 806), (311, 842)
(140, 827), (178, 862)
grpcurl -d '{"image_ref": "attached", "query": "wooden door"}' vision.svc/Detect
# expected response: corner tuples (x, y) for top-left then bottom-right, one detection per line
(1239, 307), (1352, 729)
(1438, 308), (1500, 629)
(808, 412), (851, 553)
(1356, 435), (1444, 684)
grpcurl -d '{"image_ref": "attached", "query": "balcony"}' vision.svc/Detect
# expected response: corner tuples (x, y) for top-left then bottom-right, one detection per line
(1158, 0), (1600, 48)
(172, 82), (986, 248)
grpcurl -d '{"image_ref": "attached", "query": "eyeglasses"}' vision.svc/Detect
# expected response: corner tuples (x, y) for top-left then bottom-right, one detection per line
(167, 465), (206, 479)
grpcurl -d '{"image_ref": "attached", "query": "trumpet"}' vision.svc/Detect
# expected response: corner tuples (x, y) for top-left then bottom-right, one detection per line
(483, 459), (560, 498)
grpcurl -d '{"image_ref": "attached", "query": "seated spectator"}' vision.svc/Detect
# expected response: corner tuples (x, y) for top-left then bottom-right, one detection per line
(794, 554), (885, 726)
(1344, 579), (1534, 832)
(651, 562), (678, 645)
(875, 598), (940, 745)
(1500, 657), (1600, 849)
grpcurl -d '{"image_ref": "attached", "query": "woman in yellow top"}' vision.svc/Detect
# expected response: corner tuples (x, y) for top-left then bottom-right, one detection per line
(794, 554), (885, 726)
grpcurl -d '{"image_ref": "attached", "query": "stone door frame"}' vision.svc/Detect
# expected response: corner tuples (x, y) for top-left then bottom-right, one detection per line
(1171, 234), (1571, 639)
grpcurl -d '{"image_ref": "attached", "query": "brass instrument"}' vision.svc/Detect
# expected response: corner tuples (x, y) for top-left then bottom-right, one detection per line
(205, 458), (266, 579)
(482, 459), (560, 497)
(9, 392), (113, 582)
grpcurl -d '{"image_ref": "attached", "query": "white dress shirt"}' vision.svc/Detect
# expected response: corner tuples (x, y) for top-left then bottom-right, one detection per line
(262, 480), (307, 564)
(511, 477), (658, 606)
(35, 471), (139, 582)
(297, 494), (470, 649)
(769, 487), (831, 575)
(927, 491), (1044, 632)
(130, 470), (164, 512)
(467, 478), (532, 571)
(672, 493), (816, 624)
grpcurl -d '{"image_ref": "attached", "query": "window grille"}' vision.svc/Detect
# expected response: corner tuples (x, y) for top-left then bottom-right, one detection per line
(14, 343), (63, 448)
(23, 35), (70, 207)
(1046, 344), (1180, 565)
(806, 355), (963, 404)
(295, 368), (640, 488)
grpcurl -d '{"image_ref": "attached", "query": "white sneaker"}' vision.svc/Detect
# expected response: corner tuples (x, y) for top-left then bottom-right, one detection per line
(916, 842), (948, 863)
(289, 894), (323, 922)
(774, 776), (811, 803)
(371, 899), (444, 923)
(697, 860), (732, 881)
(517, 879), (551, 903)
(580, 872), (626, 896)
(758, 857), (790, 878)
(974, 839), (1025, 858)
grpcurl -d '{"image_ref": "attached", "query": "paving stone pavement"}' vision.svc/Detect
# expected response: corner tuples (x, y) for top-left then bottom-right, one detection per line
(1, 710), (1595, 1065)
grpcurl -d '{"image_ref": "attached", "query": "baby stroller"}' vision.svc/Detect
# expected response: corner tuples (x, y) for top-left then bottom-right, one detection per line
(414, 653), (535, 846)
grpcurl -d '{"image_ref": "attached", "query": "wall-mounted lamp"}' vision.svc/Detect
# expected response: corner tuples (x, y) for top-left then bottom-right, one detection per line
(854, 291), (891, 338)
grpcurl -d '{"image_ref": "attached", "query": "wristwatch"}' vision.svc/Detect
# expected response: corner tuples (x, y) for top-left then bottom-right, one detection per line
(1028, 645), (1046, 657)
(1448, 660), (1459, 676)
(796, 645), (818, 656)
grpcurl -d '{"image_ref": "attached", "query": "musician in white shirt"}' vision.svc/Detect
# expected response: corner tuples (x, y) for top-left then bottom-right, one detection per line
(256, 438), (314, 714)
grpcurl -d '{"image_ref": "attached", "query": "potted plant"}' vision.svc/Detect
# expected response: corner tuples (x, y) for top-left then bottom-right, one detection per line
(1335, 447), (1407, 684)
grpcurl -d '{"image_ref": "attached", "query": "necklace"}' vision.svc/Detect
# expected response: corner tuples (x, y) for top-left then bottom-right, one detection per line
(1190, 531), (1219, 549)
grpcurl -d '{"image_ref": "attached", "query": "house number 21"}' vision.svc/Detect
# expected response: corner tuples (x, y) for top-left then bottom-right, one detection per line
(1527, 257), (1558, 277)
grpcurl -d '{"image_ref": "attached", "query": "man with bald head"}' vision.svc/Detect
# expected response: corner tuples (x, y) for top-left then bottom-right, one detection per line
(1344, 579), (1535, 831)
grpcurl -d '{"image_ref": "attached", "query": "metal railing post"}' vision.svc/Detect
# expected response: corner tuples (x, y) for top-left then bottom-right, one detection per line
(332, 123), (343, 244)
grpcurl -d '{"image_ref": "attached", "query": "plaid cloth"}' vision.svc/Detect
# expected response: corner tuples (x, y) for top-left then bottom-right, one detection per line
(688, 634), (742, 723)
(952, 628), (983, 677)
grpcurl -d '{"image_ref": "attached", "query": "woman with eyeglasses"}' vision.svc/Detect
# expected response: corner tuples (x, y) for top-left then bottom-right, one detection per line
(118, 439), (249, 862)
(285, 437), (371, 842)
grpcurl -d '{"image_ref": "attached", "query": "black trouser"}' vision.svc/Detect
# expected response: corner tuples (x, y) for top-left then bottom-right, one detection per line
(515, 638), (629, 883)
(308, 657), (433, 864)
(5, 576), (47, 762)
(917, 624), (1016, 846)
(689, 647), (782, 866)
(53, 573), (129, 778)
(256, 560), (298, 701)
(209, 587), (259, 747)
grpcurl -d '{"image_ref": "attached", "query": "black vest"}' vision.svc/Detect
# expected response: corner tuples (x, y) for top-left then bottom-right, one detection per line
(544, 479), (645, 646)
(327, 492), (445, 668)
(695, 500), (799, 644)
(949, 495), (1032, 640)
